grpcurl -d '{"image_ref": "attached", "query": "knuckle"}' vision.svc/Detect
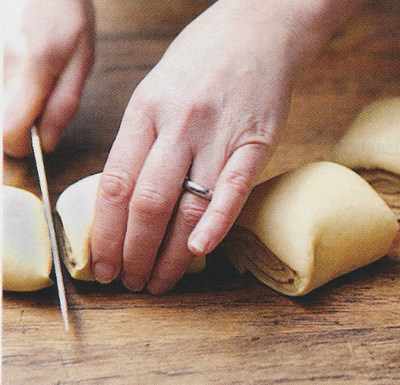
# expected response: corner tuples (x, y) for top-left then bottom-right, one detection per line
(252, 119), (280, 145)
(239, 116), (280, 149)
(133, 183), (171, 219)
(181, 99), (216, 127)
(27, 43), (64, 74)
(159, 96), (217, 139)
(132, 86), (152, 105)
(92, 218), (121, 248)
(100, 169), (135, 205)
(126, 92), (158, 125)
(91, 233), (121, 263)
(223, 170), (252, 199)
(178, 199), (206, 228)
(130, 83), (158, 111)
(26, 22), (87, 69)
(94, 231), (116, 251)
(210, 207), (233, 230)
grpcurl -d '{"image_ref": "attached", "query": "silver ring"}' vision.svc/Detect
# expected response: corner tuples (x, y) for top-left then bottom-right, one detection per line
(183, 178), (213, 201)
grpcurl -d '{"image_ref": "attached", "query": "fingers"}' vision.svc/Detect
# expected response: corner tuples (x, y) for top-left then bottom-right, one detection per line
(114, 139), (270, 295)
(91, 116), (272, 294)
(38, 35), (94, 152)
(121, 136), (192, 291)
(90, 111), (156, 283)
(3, 62), (58, 157)
(3, 45), (87, 157)
(147, 162), (219, 295)
(3, 0), (95, 158)
(146, 193), (207, 294)
(188, 143), (271, 256)
(147, 142), (271, 295)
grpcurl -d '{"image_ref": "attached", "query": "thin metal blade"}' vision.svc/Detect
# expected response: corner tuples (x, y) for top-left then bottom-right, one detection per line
(31, 125), (69, 332)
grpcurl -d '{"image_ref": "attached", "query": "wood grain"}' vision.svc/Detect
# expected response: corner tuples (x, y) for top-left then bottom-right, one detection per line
(3, 1), (400, 384)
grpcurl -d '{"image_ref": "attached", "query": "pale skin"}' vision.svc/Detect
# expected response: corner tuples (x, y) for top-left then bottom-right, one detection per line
(4, 0), (366, 294)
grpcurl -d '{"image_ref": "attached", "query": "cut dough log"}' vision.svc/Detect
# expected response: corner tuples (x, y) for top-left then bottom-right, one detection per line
(55, 174), (99, 281)
(3, 186), (53, 291)
(56, 173), (206, 281)
(221, 162), (398, 296)
(330, 97), (400, 259)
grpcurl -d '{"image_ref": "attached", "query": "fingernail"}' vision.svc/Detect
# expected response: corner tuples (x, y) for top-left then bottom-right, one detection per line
(188, 231), (209, 256)
(147, 278), (174, 295)
(122, 274), (146, 292)
(93, 262), (117, 283)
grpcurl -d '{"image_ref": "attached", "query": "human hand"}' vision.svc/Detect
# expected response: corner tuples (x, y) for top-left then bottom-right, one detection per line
(91, 0), (363, 294)
(3, 0), (95, 157)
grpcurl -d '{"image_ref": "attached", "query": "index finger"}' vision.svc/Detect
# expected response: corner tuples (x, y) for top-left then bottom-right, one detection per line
(90, 111), (155, 283)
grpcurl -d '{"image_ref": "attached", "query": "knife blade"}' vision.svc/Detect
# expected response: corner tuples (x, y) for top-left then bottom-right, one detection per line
(31, 125), (69, 331)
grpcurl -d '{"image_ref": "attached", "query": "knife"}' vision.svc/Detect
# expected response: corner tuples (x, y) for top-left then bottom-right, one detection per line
(31, 125), (69, 331)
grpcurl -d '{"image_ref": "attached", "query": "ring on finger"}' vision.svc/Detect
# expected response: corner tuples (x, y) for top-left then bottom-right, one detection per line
(183, 177), (214, 201)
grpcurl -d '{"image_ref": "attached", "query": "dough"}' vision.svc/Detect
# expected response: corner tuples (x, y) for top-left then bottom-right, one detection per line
(56, 173), (206, 281)
(55, 174), (99, 280)
(221, 162), (398, 296)
(3, 185), (53, 291)
(330, 97), (400, 258)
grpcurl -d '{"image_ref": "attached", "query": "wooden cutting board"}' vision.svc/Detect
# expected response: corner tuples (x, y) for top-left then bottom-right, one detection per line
(3, 1), (400, 384)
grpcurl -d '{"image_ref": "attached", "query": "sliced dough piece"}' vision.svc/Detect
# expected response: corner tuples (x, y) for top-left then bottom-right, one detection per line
(330, 97), (400, 258)
(3, 185), (53, 291)
(221, 162), (398, 296)
(55, 174), (99, 280)
(56, 173), (206, 281)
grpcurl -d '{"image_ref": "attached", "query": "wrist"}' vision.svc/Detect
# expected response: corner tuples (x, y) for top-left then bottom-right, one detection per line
(288, 0), (367, 51)
(232, 0), (367, 60)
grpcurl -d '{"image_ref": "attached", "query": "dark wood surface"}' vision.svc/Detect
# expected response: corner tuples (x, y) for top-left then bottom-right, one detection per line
(3, 1), (400, 384)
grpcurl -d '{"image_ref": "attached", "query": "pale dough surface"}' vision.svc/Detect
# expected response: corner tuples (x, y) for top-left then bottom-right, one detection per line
(331, 97), (400, 259)
(5, 159), (397, 293)
(331, 97), (400, 175)
(56, 174), (99, 280)
(222, 162), (398, 296)
(56, 173), (206, 281)
(3, 186), (53, 291)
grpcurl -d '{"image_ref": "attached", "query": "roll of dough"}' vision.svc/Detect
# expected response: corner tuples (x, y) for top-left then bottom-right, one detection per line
(221, 162), (398, 296)
(56, 173), (206, 281)
(330, 97), (400, 258)
(3, 185), (53, 291)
